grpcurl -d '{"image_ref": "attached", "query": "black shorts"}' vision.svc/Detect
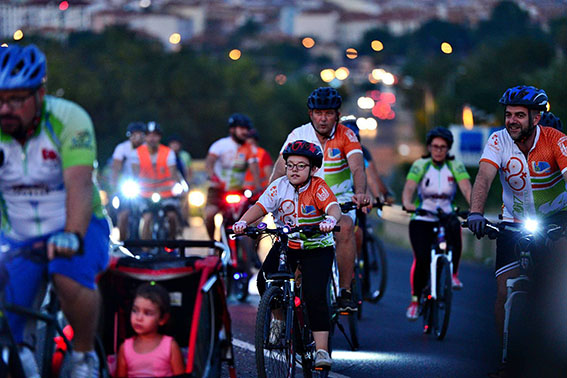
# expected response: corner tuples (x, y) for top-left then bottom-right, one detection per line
(206, 187), (223, 208)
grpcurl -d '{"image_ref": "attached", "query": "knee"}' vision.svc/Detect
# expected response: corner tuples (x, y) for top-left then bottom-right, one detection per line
(336, 216), (354, 240)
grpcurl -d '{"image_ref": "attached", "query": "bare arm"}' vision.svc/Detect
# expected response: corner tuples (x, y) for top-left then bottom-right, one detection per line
(64, 165), (93, 236)
(170, 339), (185, 375)
(238, 204), (266, 225)
(470, 162), (498, 214)
(457, 178), (472, 206)
(110, 158), (123, 190)
(401, 179), (418, 211)
(269, 155), (286, 184)
(249, 160), (262, 190)
(116, 342), (128, 377)
(348, 152), (367, 195)
(205, 153), (218, 179)
(326, 203), (342, 221)
(366, 160), (390, 200)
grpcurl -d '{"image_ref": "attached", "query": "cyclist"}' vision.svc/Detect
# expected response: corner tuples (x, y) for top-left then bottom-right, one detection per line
(111, 121), (146, 240)
(167, 133), (192, 226)
(341, 117), (394, 204)
(467, 85), (567, 371)
(402, 127), (471, 320)
(204, 113), (261, 240)
(270, 87), (372, 312)
(539, 111), (563, 132)
(131, 121), (184, 239)
(0, 44), (109, 377)
(233, 140), (342, 369)
(243, 128), (274, 192)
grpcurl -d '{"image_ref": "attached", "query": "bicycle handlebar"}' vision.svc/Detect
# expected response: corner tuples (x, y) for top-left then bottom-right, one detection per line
(340, 200), (389, 212)
(461, 220), (564, 241)
(404, 207), (469, 219)
(228, 224), (340, 237)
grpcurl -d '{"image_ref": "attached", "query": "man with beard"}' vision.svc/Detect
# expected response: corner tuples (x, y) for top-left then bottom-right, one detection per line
(204, 113), (261, 240)
(467, 85), (567, 376)
(0, 44), (109, 377)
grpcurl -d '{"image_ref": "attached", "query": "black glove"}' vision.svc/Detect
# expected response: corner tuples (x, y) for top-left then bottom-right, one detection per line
(467, 212), (487, 239)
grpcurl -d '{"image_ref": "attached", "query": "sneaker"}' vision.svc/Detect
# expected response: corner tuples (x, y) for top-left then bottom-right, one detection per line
(406, 297), (419, 321)
(269, 319), (284, 345)
(314, 349), (332, 368)
(452, 275), (463, 290)
(71, 350), (100, 378)
(336, 289), (357, 312)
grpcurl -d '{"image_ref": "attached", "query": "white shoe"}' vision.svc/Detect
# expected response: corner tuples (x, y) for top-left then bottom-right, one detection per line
(71, 350), (100, 378)
(269, 319), (284, 344)
(314, 349), (332, 368)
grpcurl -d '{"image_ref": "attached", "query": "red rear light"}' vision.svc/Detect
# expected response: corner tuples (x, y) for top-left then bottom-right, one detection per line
(225, 193), (242, 204)
(165, 247), (174, 253)
(294, 296), (301, 307)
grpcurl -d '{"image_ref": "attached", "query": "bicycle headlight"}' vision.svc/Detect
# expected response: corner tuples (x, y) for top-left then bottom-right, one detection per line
(524, 218), (539, 233)
(120, 180), (140, 199)
(188, 190), (205, 207)
(111, 195), (120, 210)
(151, 192), (161, 203)
(171, 182), (184, 196)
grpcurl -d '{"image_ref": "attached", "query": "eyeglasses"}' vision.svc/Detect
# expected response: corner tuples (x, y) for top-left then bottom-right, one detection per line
(285, 162), (310, 171)
(430, 144), (448, 151)
(0, 92), (35, 110)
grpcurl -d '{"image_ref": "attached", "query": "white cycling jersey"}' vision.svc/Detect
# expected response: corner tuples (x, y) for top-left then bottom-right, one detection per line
(0, 95), (103, 241)
(111, 140), (137, 178)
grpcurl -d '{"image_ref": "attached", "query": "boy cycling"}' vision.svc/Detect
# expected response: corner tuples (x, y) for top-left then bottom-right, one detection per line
(233, 140), (341, 368)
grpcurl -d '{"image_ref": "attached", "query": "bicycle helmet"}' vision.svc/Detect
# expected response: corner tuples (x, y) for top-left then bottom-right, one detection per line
(146, 121), (162, 134)
(426, 127), (453, 149)
(125, 121), (146, 137)
(539, 112), (563, 131)
(341, 119), (360, 141)
(282, 140), (323, 168)
(165, 133), (182, 144)
(498, 85), (548, 110)
(227, 113), (252, 129)
(0, 44), (46, 90)
(307, 87), (342, 110)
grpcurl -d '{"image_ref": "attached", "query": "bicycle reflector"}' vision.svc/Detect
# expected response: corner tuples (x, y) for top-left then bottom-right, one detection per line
(225, 193), (242, 204)
(524, 218), (539, 233)
(294, 296), (301, 307)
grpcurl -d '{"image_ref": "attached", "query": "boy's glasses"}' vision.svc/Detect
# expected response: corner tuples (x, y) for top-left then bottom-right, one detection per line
(285, 162), (309, 171)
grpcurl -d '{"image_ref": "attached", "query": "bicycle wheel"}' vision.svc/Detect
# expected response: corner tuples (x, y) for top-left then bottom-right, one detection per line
(255, 285), (295, 378)
(365, 236), (388, 303)
(234, 237), (253, 302)
(433, 257), (452, 340)
(348, 273), (360, 350)
(193, 289), (220, 377)
(420, 290), (433, 334)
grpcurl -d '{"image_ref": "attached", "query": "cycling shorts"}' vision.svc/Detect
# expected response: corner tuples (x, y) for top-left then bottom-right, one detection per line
(206, 187), (223, 208)
(1, 215), (110, 343)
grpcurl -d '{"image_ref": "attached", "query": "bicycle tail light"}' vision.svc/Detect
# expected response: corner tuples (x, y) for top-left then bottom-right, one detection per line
(225, 193), (242, 204)
(294, 296), (301, 307)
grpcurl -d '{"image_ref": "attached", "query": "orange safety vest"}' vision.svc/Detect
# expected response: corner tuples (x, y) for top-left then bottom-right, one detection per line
(136, 144), (176, 198)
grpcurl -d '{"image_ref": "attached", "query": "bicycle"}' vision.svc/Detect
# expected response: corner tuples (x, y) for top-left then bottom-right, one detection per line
(465, 218), (564, 365)
(406, 207), (468, 340)
(0, 242), (109, 377)
(230, 223), (339, 378)
(102, 238), (237, 378)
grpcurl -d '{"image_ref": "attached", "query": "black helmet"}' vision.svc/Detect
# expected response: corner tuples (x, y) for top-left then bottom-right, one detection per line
(166, 133), (182, 144)
(146, 121), (162, 134)
(282, 140), (323, 168)
(228, 113), (252, 129)
(499, 85), (548, 111)
(426, 127), (453, 149)
(307, 87), (342, 110)
(126, 122), (146, 137)
(539, 112), (563, 131)
(341, 119), (360, 141)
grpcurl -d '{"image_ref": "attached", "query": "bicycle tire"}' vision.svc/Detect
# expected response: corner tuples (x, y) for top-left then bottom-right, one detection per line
(434, 257), (452, 340)
(504, 290), (529, 364)
(421, 292), (433, 334)
(234, 237), (252, 302)
(348, 274), (361, 350)
(365, 236), (388, 303)
(255, 285), (295, 378)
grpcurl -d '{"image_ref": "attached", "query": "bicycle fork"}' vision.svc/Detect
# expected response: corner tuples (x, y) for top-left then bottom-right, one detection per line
(501, 275), (528, 364)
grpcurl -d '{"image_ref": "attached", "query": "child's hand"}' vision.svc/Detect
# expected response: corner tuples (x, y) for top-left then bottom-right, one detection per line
(319, 216), (337, 233)
(233, 220), (248, 234)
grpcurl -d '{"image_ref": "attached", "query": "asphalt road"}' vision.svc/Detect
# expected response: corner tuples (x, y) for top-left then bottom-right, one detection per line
(224, 242), (502, 378)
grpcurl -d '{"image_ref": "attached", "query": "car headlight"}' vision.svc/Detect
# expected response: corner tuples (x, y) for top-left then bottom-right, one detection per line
(120, 180), (140, 199)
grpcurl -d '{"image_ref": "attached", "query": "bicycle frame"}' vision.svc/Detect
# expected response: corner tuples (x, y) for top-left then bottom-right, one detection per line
(429, 223), (453, 301)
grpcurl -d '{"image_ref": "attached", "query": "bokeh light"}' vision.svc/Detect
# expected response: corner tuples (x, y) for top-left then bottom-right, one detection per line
(59, 1), (69, 11)
(371, 40), (384, 52)
(169, 33), (181, 45)
(139, 0), (151, 8)
(441, 42), (453, 54)
(13, 30), (23, 41)
(320, 69), (335, 83)
(275, 74), (287, 85)
(345, 48), (358, 59)
(335, 67), (350, 81)
(228, 49), (242, 60)
(302, 37), (315, 49)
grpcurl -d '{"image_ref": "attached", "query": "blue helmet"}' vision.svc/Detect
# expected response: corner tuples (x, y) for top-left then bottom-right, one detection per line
(341, 119), (360, 141)
(126, 122), (146, 137)
(426, 127), (453, 149)
(539, 112), (563, 131)
(146, 121), (162, 134)
(0, 44), (46, 90)
(499, 85), (548, 111)
(228, 113), (252, 129)
(307, 87), (342, 110)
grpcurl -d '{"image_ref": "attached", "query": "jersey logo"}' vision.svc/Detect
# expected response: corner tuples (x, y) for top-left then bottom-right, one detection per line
(503, 157), (527, 191)
(448, 176), (455, 183)
(268, 186), (277, 199)
(532, 161), (550, 173)
(316, 186), (330, 201)
(327, 148), (341, 159)
(42, 148), (58, 160)
(345, 129), (358, 143)
(70, 131), (93, 150)
(301, 205), (317, 215)
(488, 134), (500, 152)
